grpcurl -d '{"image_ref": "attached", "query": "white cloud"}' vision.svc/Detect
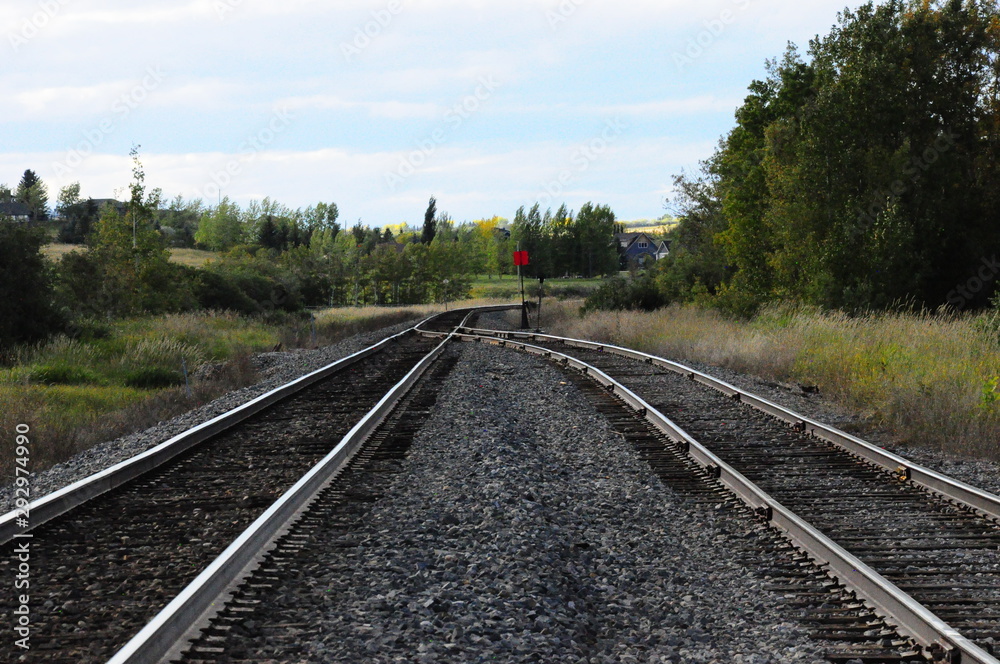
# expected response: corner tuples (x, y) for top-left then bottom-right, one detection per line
(598, 96), (742, 116)
(279, 95), (442, 120)
(12, 81), (129, 116)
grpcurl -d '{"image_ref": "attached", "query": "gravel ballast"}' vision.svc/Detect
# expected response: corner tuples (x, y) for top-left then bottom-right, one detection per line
(247, 342), (827, 663)
(10, 306), (996, 660)
(482, 308), (1000, 508)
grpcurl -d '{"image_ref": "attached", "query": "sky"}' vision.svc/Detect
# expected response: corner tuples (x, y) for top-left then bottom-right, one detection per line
(0, 0), (872, 226)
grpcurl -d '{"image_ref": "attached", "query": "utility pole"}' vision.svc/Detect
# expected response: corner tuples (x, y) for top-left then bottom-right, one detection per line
(516, 244), (529, 329)
(536, 274), (544, 331)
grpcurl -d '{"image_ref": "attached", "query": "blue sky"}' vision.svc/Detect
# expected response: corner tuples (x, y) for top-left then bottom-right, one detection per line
(1, 0), (870, 225)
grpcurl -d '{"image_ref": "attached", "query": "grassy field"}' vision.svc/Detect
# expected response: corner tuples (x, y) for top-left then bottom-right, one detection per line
(625, 224), (678, 235)
(168, 248), (217, 267)
(546, 303), (1000, 461)
(41, 244), (217, 267)
(40, 243), (83, 261)
(0, 305), (449, 483)
(469, 275), (604, 301)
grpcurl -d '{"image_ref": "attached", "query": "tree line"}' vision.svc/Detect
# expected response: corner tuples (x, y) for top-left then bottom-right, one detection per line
(653, 0), (1000, 316)
(0, 154), (625, 351)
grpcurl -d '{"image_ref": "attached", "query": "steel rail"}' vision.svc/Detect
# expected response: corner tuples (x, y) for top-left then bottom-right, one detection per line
(459, 327), (1000, 526)
(412, 304), (519, 335)
(0, 305), (514, 546)
(453, 331), (996, 664)
(105, 332), (457, 664)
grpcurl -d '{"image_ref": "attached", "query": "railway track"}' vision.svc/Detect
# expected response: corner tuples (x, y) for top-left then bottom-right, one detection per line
(0, 306), (511, 664)
(8, 309), (1000, 663)
(452, 327), (1000, 663)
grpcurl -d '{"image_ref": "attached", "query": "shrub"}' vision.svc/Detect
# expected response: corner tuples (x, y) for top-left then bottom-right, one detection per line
(0, 220), (64, 351)
(193, 267), (302, 315)
(28, 363), (103, 385)
(581, 276), (667, 314)
(66, 318), (112, 341)
(123, 367), (185, 389)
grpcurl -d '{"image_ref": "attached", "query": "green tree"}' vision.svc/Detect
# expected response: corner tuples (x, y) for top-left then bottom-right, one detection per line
(0, 219), (62, 351)
(656, 172), (729, 304)
(257, 216), (281, 249)
(511, 204), (546, 278)
(575, 202), (618, 277)
(195, 197), (246, 251)
(691, 0), (1000, 313)
(158, 196), (203, 248)
(55, 182), (81, 218)
(549, 204), (577, 277)
(302, 201), (340, 235)
(87, 148), (188, 315)
(420, 196), (437, 244)
(16, 169), (49, 221)
(56, 198), (99, 244)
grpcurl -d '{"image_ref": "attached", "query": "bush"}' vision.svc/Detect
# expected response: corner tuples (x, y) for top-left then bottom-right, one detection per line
(29, 363), (103, 385)
(193, 267), (301, 315)
(123, 367), (185, 389)
(66, 318), (112, 341)
(193, 269), (265, 315)
(581, 276), (667, 314)
(0, 220), (64, 351)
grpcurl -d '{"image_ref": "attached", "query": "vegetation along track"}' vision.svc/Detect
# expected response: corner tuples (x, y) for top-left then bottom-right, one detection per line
(0, 307), (495, 664)
(458, 329), (1000, 663)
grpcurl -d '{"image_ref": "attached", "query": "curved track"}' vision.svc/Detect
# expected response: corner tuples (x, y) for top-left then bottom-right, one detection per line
(0, 307), (509, 664)
(451, 328), (1000, 663)
(10, 311), (1000, 664)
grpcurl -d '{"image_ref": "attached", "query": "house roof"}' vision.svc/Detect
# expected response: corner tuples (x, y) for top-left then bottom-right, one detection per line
(91, 198), (127, 209)
(616, 232), (659, 250)
(0, 201), (31, 218)
(381, 241), (406, 253)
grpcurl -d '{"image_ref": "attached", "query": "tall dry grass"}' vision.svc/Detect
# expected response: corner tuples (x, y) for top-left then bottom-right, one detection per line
(546, 303), (1000, 461)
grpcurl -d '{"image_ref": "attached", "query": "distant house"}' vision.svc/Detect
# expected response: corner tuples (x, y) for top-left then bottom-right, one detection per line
(0, 201), (32, 222)
(90, 199), (129, 216)
(378, 241), (406, 254)
(616, 232), (671, 269)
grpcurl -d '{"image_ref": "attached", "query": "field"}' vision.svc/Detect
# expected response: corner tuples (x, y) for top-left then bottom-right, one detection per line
(469, 275), (604, 301)
(546, 303), (1000, 462)
(620, 219), (679, 235)
(624, 224), (678, 235)
(41, 243), (217, 267)
(167, 248), (217, 267)
(40, 243), (84, 261)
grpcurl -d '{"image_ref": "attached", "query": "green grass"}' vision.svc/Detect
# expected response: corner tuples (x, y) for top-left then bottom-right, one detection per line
(169, 248), (217, 267)
(547, 303), (1000, 462)
(39, 244), (217, 267)
(0, 311), (282, 482)
(40, 243), (84, 261)
(468, 275), (604, 301)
